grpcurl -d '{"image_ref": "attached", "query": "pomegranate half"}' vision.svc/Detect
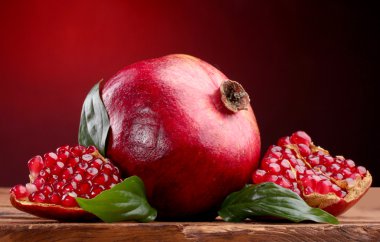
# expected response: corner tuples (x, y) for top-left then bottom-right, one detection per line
(10, 145), (123, 220)
(252, 131), (372, 216)
(101, 54), (261, 218)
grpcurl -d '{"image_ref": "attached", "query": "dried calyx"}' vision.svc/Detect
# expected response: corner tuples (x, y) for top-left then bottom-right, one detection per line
(252, 131), (372, 216)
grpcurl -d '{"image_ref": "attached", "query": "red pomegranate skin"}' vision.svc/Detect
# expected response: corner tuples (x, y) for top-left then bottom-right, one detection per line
(101, 54), (261, 218)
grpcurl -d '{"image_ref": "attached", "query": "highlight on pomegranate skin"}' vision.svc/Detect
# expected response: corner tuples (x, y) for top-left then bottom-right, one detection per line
(10, 145), (122, 218)
(252, 131), (372, 216)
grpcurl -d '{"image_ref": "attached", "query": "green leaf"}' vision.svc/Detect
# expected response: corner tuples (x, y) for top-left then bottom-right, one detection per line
(218, 182), (339, 224)
(78, 81), (110, 156)
(76, 176), (157, 223)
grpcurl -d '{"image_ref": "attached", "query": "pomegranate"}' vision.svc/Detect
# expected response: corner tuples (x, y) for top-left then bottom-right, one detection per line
(252, 131), (372, 216)
(10, 145), (122, 220)
(101, 54), (261, 218)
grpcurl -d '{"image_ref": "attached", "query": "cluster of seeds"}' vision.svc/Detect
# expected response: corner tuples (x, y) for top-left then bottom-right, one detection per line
(11, 145), (123, 207)
(253, 131), (367, 199)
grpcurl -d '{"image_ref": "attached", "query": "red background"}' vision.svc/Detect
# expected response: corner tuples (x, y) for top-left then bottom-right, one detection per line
(1, 1), (378, 186)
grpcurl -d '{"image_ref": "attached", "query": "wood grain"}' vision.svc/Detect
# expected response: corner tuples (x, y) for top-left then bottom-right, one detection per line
(1, 187), (379, 241)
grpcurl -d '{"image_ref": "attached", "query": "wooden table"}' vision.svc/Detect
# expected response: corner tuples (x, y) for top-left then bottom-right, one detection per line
(0, 187), (379, 241)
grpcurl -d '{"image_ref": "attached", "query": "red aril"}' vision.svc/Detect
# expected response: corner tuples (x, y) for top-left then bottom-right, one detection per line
(10, 145), (123, 220)
(101, 54), (261, 218)
(252, 131), (372, 216)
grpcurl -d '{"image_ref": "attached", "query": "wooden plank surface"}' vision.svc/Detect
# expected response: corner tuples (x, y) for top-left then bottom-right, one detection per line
(0, 187), (379, 241)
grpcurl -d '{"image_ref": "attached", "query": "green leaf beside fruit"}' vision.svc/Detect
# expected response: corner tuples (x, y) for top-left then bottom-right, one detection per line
(78, 81), (110, 156)
(218, 182), (339, 224)
(76, 176), (157, 223)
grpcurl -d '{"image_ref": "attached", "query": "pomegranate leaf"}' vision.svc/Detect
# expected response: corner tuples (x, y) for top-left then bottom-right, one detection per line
(76, 176), (157, 223)
(218, 182), (339, 224)
(78, 81), (110, 156)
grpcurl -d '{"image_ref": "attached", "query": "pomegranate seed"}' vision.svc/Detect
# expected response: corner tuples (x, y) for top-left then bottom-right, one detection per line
(10, 185), (29, 199)
(277, 136), (291, 146)
(321, 155), (334, 165)
(86, 145), (97, 154)
(58, 151), (70, 162)
(70, 181), (78, 189)
(283, 153), (295, 161)
(342, 168), (352, 177)
(336, 190), (347, 198)
(90, 159), (103, 169)
(333, 173), (344, 180)
(111, 174), (121, 183)
(49, 193), (61, 204)
(344, 159), (355, 168)
(277, 176), (291, 189)
(56, 145), (70, 154)
(40, 185), (53, 196)
(253, 169), (266, 183)
(357, 166), (367, 176)
(268, 163), (281, 174)
(345, 178), (356, 188)
(349, 173), (361, 180)
(76, 162), (88, 172)
(86, 167), (99, 177)
(315, 165), (326, 172)
(33, 177), (45, 189)
(280, 159), (290, 169)
(68, 157), (80, 167)
(29, 192), (46, 203)
(53, 180), (66, 191)
(102, 163), (114, 175)
(308, 156), (320, 166)
(61, 167), (74, 180)
(77, 181), (92, 195)
(331, 184), (341, 192)
(330, 164), (340, 172)
(93, 173), (109, 185)
(61, 194), (77, 207)
(295, 165), (306, 174)
(290, 131), (311, 145)
(285, 170), (296, 180)
(266, 174), (278, 183)
(82, 154), (93, 162)
(304, 187), (314, 195)
(26, 183), (37, 194)
(270, 152), (282, 159)
(62, 183), (75, 193)
(271, 146), (282, 153)
(298, 144), (311, 156)
(316, 180), (332, 194)
(51, 162), (65, 176)
(90, 186), (104, 198)
(296, 159), (305, 166)
(73, 173), (83, 183)
(27, 156), (44, 178)
(70, 145), (86, 156)
(44, 152), (58, 167)
(305, 170), (314, 175)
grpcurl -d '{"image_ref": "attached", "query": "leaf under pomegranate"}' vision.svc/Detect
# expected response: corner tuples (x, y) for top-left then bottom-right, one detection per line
(78, 81), (110, 156)
(218, 182), (339, 224)
(76, 176), (157, 223)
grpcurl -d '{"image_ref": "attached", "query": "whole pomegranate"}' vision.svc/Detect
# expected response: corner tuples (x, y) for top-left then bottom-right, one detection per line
(10, 145), (122, 220)
(252, 131), (372, 216)
(101, 54), (261, 218)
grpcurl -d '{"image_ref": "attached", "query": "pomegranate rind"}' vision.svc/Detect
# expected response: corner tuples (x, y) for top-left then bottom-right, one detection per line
(10, 193), (96, 221)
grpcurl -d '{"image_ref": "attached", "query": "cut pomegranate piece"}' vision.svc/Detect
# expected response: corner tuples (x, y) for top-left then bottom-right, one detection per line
(252, 131), (372, 216)
(10, 145), (123, 220)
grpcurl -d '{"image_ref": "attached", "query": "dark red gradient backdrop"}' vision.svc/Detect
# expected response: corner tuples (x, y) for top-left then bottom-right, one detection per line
(1, 1), (378, 186)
